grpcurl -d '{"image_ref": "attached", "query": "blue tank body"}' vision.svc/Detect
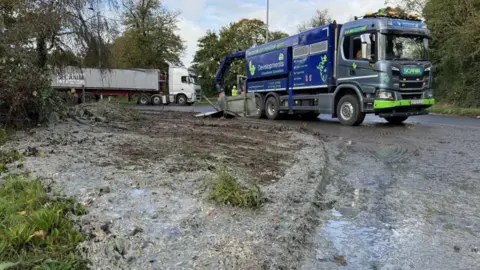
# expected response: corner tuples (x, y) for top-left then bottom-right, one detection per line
(245, 24), (339, 94)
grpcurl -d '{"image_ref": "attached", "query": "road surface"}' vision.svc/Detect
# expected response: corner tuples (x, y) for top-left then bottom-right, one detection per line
(129, 104), (480, 127)
(130, 104), (480, 269)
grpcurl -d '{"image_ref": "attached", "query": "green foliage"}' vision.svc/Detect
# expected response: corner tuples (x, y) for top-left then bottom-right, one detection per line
(208, 168), (264, 209)
(109, 0), (185, 69)
(0, 129), (9, 146)
(0, 174), (87, 270)
(0, 151), (22, 175)
(297, 9), (333, 33)
(0, 2), (66, 128)
(192, 19), (288, 97)
(424, 0), (480, 107)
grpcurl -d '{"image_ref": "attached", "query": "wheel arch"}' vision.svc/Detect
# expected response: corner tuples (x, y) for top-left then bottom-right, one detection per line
(265, 91), (280, 102)
(332, 84), (364, 117)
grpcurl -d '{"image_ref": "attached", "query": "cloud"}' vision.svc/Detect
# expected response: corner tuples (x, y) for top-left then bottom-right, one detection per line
(165, 0), (386, 66)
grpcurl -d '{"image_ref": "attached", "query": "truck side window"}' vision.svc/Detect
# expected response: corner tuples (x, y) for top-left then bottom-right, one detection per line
(353, 37), (362, 59)
(343, 36), (351, 59)
(181, 76), (188, 83)
(342, 36), (362, 60)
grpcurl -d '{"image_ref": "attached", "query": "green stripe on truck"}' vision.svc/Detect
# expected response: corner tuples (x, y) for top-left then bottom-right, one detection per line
(374, 99), (435, 109)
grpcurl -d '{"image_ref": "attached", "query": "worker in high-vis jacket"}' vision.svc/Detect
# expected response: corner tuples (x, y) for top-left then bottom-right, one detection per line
(231, 85), (238, 96)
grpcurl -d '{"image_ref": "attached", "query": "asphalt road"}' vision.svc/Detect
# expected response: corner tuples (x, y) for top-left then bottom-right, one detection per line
(129, 104), (480, 128)
(130, 104), (480, 269)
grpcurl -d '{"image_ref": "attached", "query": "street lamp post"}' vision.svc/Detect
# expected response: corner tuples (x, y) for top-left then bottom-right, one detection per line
(266, 0), (269, 43)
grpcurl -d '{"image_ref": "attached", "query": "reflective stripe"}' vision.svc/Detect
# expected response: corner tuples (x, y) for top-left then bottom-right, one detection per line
(337, 75), (378, 81)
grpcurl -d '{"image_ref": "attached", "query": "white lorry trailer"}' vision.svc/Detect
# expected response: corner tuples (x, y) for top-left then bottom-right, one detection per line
(51, 65), (201, 106)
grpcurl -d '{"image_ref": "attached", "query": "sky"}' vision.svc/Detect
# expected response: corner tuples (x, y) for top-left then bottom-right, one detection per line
(108, 0), (388, 66)
(161, 0), (388, 66)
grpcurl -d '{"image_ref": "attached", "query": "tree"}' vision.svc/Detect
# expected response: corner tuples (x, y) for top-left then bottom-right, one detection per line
(192, 19), (288, 97)
(109, 0), (185, 69)
(297, 9), (333, 33)
(424, 0), (480, 107)
(0, 0), (122, 126)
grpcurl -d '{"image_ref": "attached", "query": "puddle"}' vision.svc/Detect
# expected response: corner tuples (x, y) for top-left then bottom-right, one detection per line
(321, 209), (395, 269)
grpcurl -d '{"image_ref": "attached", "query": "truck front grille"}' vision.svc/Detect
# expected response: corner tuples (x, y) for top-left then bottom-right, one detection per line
(392, 70), (430, 90)
(400, 93), (422, 100)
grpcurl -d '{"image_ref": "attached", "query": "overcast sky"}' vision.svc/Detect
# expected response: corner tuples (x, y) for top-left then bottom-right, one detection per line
(143, 0), (388, 66)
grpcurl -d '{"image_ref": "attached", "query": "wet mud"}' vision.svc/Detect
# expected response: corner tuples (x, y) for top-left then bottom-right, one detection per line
(2, 107), (479, 269)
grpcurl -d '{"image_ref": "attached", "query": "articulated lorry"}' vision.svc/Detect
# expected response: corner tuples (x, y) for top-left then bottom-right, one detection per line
(51, 65), (201, 106)
(215, 11), (435, 125)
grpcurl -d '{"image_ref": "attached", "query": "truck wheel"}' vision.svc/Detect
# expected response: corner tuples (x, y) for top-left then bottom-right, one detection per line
(385, 116), (408, 125)
(255, 95), (265, 119)
(81, 93), (96, 103)
(336, 95), (365, 126)
(151, 95), (162, 106)
(177, 94), (187, 106)
(265, 96), (280, 120)
(138, 94), (150, 105)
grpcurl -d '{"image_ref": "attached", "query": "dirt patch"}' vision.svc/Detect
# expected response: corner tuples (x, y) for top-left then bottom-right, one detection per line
(1, 107), (335, 269)
(115, 112), (297, 183)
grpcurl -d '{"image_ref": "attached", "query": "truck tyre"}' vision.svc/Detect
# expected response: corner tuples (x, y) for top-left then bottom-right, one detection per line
(151, 95), (163, 106)
(385, 116), (408, 125)
(81, 92), (96, 103)
(138, 94), (150, 105)
(265, 96), (280, 120)
(336, 95), (365, 126)
(177, 94), (187, 106)
(255, 95), (265, 119)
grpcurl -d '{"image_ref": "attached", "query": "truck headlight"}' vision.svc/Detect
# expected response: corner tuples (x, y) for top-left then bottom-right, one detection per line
(376, 90), (394, 100)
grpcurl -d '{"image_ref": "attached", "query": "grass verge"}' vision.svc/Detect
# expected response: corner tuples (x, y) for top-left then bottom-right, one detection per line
(428, 103), (480, 117)
(208, 168), (264, 209)
(0, 174), (87, 270)
(0, 151), (22, 175)
(0, 129), (9, 146)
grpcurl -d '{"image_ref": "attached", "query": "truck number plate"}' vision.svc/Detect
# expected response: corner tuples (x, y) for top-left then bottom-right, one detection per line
(410, 100), (423, 105)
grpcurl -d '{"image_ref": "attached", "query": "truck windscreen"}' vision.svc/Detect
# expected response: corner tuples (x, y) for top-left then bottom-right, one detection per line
(379, 34), (429, 61)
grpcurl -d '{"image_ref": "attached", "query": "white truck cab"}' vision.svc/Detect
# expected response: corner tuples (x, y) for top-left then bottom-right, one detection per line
(168, 65), (201, 106)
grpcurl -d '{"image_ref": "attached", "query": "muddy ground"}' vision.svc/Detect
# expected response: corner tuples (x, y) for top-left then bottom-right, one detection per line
(1, 107), (343, 270)
(1, 104), (479, 270)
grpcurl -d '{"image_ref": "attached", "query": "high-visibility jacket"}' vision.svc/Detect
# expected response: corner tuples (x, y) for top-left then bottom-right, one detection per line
(232, 86), (238, 96)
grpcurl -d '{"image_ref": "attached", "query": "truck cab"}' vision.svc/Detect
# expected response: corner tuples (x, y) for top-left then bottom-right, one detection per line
(335, 12), (434, 125)
(168, 65), (200, 106)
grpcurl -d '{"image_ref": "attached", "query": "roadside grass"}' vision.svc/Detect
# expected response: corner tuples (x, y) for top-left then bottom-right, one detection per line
(428, 103), (480, 117)
(0, 129), (9, 146)
(0, 151), (22, 174)
(0, 174), (87, 270)
(208, 168), (264, 209)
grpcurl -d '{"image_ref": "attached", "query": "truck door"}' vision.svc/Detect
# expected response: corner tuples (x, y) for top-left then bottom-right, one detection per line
(337, 32), (378, 88)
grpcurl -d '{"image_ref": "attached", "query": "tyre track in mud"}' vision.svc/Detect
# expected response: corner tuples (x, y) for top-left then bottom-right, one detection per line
(271, 142), (336, 269)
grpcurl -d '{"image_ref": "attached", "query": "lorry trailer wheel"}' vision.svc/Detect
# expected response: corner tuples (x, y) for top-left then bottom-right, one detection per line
(151, 95), (162, 106)
(177, 95), (187, 106)
(255, 96), (265, 119)
(81, 93), (96, 103)
(138, 94), (150, 105)
(336, 95), (365, 126)
(265, 96), (280, 120)
(385, 116), (408, 125)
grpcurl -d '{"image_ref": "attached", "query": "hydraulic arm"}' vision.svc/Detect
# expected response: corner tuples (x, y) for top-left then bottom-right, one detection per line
(215, 51), (246, 93)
